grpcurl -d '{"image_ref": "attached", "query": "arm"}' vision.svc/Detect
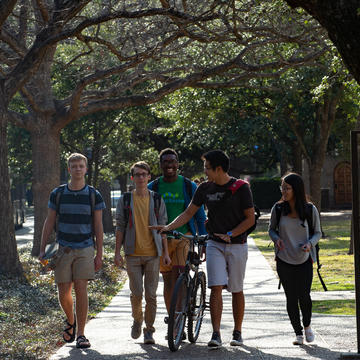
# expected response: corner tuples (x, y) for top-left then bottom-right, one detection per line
(162, 202), (200, 232)
(161, 234), (171, 265)
(114, 230), (125, 267)
(39, 208), (56, 259)
(191, 181), (207, 235)
(308, 205), (322, 246)
(93, 209), (103, 271)
(268, 205), (284, 251)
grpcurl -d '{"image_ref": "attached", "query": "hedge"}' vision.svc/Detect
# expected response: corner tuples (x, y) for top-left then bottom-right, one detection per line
(250, 177), (281, 210)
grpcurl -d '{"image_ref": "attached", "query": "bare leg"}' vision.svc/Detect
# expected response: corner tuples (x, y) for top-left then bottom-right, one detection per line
(74, 279), (88, 337)
(162, 271), (172, 314)
(232, 291), (245, 331)
(58, 282), (75, 341)
(210, 286), (223, 333)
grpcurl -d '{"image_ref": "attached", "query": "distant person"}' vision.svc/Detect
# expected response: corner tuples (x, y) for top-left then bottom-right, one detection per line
(193, 178), (200, 186)
(268, 173), (321, 345)
(26, 187), (33, 207)
(39, 153), (105, 349)
(159, 150), (255, 348)
(148, 148), (207, 325)
(114, 161), (170, 344)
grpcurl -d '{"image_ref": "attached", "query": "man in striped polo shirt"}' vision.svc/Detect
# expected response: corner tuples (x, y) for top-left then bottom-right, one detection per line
(39, 153), (105, 349)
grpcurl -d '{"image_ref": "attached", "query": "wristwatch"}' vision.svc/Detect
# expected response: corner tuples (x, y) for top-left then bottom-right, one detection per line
(227, 231), (233, 237)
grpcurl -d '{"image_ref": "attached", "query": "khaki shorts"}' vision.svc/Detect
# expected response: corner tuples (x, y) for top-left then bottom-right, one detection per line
(55, 246), (95, 284)
(206, 240), (248, 292)
(160, 236), (190, 273)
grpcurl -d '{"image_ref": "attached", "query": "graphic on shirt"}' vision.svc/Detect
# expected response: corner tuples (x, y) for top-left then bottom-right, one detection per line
(206, 192), (226, 202)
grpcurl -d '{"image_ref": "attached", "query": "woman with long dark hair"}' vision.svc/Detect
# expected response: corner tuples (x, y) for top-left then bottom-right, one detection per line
(268, 173), (321, 345)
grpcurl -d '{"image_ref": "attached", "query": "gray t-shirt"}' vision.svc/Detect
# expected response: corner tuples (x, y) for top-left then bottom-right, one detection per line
(268, 203), (321, 265)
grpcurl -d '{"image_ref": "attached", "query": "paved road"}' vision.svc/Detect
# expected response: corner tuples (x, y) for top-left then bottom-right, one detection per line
(15, 215), (34, 248)
(50, 237), (358, 360)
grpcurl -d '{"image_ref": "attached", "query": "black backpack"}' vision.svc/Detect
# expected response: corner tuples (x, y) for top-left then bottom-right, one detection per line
(123, 191), (162, 230)
(228, 179), (260, 235)
(275, 202), (327, 291)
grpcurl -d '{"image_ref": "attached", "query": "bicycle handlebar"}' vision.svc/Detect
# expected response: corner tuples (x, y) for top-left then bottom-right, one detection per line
(163, 230), (208, 244)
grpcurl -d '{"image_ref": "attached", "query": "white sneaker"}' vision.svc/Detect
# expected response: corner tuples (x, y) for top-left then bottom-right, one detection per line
(305, 327), (315, 342)
(293, 335), (304, 345)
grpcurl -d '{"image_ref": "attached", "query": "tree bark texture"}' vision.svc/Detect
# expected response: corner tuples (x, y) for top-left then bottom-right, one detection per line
(30, 121), (60, 256)
(0, 106), (23, 276)
(285, 0), (360, 84)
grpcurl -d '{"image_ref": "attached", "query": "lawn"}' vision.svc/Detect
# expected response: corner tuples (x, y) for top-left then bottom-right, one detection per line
(0, 235), (126, 360)
(252, 211), (355, 315)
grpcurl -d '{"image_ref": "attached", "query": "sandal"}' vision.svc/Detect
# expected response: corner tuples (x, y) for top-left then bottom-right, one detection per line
(76, 335), (91, 349)
(63, 318), (76, 343)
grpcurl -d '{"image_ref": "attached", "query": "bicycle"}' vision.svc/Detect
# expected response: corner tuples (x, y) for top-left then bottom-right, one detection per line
(164, 230), (208, 352)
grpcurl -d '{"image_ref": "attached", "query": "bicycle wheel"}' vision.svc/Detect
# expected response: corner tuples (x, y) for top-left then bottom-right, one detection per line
(187, 271), (206, 343)
(168, 273), (190, 352)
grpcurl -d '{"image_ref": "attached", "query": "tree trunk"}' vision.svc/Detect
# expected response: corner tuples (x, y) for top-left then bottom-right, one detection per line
(118, 174), (128, 193)
(0, 107), (23, 276)
(98, 180), (114, 233)
(292, 142), (303, 175)
(30, 121), (61, 256)
(308, 161), (322, 209)
(285, 1), (360, 84)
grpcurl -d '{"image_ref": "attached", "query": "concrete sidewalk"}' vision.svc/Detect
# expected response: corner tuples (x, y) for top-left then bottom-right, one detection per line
(50, 238), (357, 359)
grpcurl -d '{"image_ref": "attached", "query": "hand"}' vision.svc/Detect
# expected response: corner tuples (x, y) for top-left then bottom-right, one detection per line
(163, 254), (171, 266)
(94, 254), (102, 272)
(149, 225), (168, 234)
(301, 242), (311, 252)
(214, 233), (231, 243)
(200, 246), (206, 261)
(114, 253), (124, 268)
(275, 238), (285, 251)
(38, 251), (45, 261)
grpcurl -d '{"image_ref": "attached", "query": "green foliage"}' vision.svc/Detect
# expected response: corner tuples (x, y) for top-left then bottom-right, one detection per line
(250, 177), (281, 209)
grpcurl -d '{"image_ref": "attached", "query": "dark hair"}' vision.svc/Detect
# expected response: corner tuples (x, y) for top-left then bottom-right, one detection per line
(130, 161), (151, 176)
(202, 150), (230, 172)
(159, 148), (178, 162)
(281, 172), (308, 221)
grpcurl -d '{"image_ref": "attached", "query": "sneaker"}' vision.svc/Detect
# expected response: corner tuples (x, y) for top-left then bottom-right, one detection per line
(131, 321), (142, 339)
(293, 335), (304, 345)
(230, 330), (243, 346)
(144, 331), (155, 344)
(208, 331), (222, 348)
(305, 327), (315, 342)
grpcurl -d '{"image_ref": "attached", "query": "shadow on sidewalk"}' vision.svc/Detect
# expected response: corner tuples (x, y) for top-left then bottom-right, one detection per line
(53, 341), (342, 360)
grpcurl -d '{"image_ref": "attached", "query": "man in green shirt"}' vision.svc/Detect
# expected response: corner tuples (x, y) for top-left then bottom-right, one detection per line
(148, 148), (207, 321)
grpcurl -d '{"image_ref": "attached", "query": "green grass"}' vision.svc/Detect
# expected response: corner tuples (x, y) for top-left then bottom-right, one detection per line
(0, 235), (126, 360)
(252, 214), (355, 315)
(312, 300), (355, 315)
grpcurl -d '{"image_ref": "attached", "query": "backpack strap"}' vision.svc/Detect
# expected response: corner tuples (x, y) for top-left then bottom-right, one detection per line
(55, 184), (67, 215)
(151, 178), (160, 193)
(184, 177), (193, 198)
(228, 179), (247, 195)
(153, 192), (162, 221)
(305, 203), (327, 291)
(88, 185), (96, 215)
(123, 192), (132, 230)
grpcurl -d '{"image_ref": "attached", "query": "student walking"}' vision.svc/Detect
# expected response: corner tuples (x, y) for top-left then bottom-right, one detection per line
(148, 148), (207, 321)
(114, 161), (170, 344)
(159, 150), (255, 348)
(268, 172), (321, 345)
(39, 153), (105, 349)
